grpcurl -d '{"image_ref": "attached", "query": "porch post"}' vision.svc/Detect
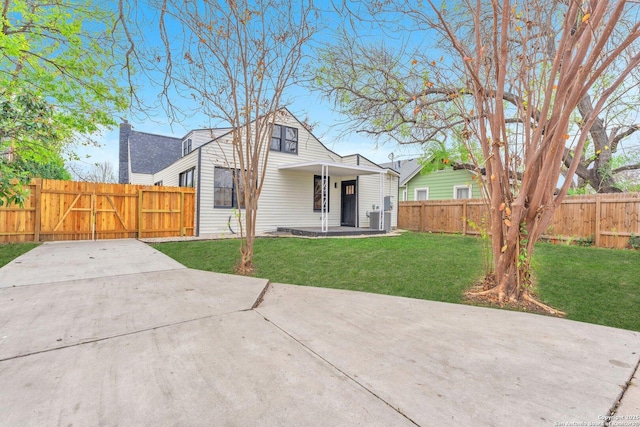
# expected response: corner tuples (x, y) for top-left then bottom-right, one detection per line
(322, 164), (328, 232)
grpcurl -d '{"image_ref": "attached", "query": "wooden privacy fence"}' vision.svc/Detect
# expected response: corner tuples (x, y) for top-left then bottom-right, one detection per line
(399, 192), (640, 249)
(0, 179), (195, 243)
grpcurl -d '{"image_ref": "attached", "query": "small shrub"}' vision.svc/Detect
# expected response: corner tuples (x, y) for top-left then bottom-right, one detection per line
(576, 236), (594, 247)
(629, 233), (640, 250)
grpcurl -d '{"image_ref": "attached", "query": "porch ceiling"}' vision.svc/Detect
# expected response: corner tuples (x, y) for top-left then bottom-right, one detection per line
(278, 161), (390, 177)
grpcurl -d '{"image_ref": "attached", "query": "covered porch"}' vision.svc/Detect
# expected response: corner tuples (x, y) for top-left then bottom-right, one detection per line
(278, 161), (393, 233)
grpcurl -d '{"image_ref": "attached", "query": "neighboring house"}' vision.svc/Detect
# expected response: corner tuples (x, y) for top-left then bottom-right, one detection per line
(119, 109), (399, 235)
(381, 158), (483, 201)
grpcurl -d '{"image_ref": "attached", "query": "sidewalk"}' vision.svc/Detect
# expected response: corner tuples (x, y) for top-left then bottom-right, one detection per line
(0, 239), (638, 426)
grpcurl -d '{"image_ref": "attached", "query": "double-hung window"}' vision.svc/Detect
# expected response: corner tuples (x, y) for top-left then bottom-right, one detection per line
(270, 124), (298, 154)
(214, 167), (244, 208)
(183, 138), (192, 156)
(179, 168), (195, 188)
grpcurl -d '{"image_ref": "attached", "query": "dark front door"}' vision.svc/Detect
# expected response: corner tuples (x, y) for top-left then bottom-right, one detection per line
(341, 180), (357, 227)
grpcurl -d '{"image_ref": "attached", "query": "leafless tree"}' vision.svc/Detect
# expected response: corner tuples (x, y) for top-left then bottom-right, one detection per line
(316, 0), (640, 307)
(316, 2), (640, 194)
(84, 161), (118, 183)
(151, 0), (316, 273)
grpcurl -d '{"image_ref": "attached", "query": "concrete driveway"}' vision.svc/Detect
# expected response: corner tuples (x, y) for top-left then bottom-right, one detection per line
(0, 239), (638, 426)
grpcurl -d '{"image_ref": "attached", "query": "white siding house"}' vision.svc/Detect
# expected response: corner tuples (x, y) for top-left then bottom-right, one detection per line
(120, 109), (399, 236)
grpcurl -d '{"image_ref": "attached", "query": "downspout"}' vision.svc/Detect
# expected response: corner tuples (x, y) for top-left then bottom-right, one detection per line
(196, 147), (202, 237)
(356, 176), (359, 227)
(379, 172), (384, 230)
(356, 156), (361, 227)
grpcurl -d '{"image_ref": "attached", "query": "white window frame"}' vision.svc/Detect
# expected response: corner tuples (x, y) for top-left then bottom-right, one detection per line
(402, 189), (407, 201)
(453, 184), (472, 199)
(414, 187), (429, 201)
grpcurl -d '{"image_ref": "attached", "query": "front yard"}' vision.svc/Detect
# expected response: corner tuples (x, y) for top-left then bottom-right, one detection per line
(1, 234), (636, 331)
(151, 232), (640, 332)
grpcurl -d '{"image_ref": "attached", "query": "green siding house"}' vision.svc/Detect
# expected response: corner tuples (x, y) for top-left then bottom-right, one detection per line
(382, 159), (484, 201)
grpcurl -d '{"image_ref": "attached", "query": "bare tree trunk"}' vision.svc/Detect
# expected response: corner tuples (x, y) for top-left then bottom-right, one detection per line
(238, 203), (256, 274)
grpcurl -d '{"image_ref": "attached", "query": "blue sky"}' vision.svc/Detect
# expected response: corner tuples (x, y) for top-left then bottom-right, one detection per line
(70, 1), (640, 180)
(72, 1), (425, 175)
(75, 86), (422, 173)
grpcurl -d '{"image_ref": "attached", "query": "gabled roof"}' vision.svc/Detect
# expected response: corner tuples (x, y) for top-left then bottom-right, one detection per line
(193, 108), (397, 174)
(185, 128), (233, 141)
(128, 130), (182, 175)
(120, 108), (399, 180)
(379, 159), (422, 186)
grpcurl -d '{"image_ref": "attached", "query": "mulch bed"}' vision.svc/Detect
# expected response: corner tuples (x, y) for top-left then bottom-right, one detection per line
(464, 276), (565, 317)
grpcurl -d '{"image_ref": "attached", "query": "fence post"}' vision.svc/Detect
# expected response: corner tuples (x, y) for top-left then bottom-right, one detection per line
(420, 202), (426, 232)
(594, 194), (601, 247)
(92, 183), (97, 241)
(33, 179), (42, 242)
(91, 193), (96, 241)
(138, 190), (143, 238)
(180, 190), (185, 237)
(462, 200), (468, 235)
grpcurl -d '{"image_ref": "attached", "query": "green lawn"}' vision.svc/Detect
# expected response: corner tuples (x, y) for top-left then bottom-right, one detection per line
(2, 235), (636, 331)
(535, 243), (640, 332)
(152, 232), (640, 332)
(154, 232), (484, 303)
(0, 243), (39, 268)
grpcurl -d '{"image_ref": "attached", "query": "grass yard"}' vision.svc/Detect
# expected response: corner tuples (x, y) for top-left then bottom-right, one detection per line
(153, 232), (484, 303)
(153, 232), (640, 332)
(0, 243), (39, 268)
(535, 243), (640, 332)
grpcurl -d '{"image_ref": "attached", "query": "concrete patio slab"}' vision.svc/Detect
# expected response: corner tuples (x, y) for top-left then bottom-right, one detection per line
(0, 268), (268, 360)
(0, 311), (411, 427)
(616, 368), (640, 421)
(0, 239), (186, 288)
(1, 239), (639, 426)
(256, 283), (640, 427)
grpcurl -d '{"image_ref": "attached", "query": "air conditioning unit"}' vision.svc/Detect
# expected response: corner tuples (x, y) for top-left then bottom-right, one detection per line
(369, 211), (391, 232)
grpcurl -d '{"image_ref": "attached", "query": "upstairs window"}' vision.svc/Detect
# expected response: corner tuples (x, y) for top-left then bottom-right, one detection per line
(270, 124), (298, 154)
(183, 138), (192, 156)
(179, 168), (195, 188)
(214, 167), (244, 208)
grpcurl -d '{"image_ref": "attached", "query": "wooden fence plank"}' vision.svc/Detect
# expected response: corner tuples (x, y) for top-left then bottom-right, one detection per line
(399, 192), (640, 249)
(0, 179), (195, 243)
(595, 196), (601, 247)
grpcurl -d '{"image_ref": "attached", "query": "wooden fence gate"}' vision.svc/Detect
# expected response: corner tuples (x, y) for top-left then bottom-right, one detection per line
(0, 179), (195, 243)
